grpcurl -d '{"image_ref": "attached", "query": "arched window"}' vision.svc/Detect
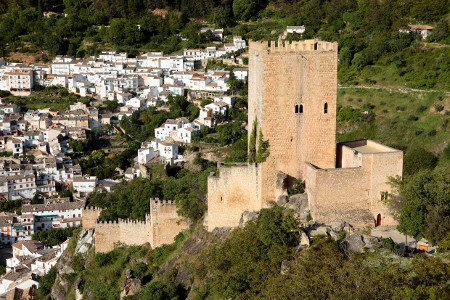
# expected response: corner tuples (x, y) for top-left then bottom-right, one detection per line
(295, 104), (299, 114)
(324, 102), (328, 114)
(299, 104), (303, 114)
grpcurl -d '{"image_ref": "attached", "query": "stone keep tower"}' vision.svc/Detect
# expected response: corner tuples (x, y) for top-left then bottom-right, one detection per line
(248, 39), (338, 204)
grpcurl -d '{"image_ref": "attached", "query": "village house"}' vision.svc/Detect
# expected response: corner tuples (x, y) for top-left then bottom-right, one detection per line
(22, 198), (84, 231)
(400, 24), (434, 39)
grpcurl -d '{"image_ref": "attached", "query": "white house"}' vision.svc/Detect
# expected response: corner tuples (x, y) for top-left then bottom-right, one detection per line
(205, 101), (228, 116)
(176, 127), (199, 144)
(72, 176), (97, 196)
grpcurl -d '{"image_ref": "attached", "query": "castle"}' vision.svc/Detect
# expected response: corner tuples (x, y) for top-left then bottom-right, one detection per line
(82, 39), (403, 252)
(207, 39), (403, 230)
(82, 199), (188, 253)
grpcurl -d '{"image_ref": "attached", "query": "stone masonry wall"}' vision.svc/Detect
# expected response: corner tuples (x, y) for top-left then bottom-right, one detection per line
(207, 163), (262, 230)
(305, 142), (403, 227)
(248, 39), (337, 206)
(305, 163), (373, 227)
(82, 199), (188, 253)
(149, 200), (189, 248)
(82, 207), (102, 230)
(94, 218), (150, 253)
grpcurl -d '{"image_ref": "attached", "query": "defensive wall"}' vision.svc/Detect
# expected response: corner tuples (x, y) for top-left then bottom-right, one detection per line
(149, 199), (189, 247)
(305, 140), (403, 227)
(207, 163), (289, 230)
(82, 199), (189, 253)
(82, 207), (102, 230)
(94, 217), (150, 253)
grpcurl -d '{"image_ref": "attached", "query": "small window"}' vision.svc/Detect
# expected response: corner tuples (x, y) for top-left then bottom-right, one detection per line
(299, 104), (303, 114)
(295, 104), (299, 114)
(324, 102), (328, 114)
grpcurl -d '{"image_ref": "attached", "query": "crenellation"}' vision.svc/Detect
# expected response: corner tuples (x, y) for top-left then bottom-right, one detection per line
(82, 199), (188, 252)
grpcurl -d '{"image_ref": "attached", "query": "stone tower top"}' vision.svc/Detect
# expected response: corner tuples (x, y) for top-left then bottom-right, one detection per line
(249, 39), (338, 54)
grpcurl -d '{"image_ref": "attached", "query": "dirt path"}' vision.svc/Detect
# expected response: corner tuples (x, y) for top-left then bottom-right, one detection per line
(338, 85), (450, 94)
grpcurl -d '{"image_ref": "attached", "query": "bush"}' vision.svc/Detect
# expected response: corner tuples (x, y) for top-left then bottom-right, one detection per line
(403, 147), (438, 176)
(416, 105), (427, 113)
(37, 267), (57, 300)
(382, 238), (399, 253)
(72, 253), (85, 272)
(407, 115), (418, 121)
(434, 104), (444, 112)
(428, 129), (437, 136)
(288, 179), (305, 195)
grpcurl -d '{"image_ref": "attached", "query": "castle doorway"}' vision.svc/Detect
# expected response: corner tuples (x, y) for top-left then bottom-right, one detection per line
(376, 214), (382, 227)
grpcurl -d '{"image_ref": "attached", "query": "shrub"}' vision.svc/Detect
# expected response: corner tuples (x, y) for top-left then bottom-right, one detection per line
(403, 147), (438, 176)
(416, 105), (427, 113)
(396, 105), (405, 111)
(434, 104), (444, 112)
(288, 179), (305, 195)
(72, 253), (85, 273)
(382, 238), (399, 253)
(428, 129), (437, 136)
(407, 115), (418, 121)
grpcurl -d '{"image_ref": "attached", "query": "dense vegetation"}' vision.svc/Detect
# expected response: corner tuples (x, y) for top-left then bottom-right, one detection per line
(32, 226), (80, 246)
(36, 205), (450, 299)
(88, 155), (216, 223)
(1, 1), (449, 90)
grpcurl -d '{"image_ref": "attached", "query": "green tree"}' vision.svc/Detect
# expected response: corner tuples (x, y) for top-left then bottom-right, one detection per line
(233, 0), (258, 21)
(255, 129), (270, 163)
(403, 147), (437, 176)
(174, 193), (205, 223)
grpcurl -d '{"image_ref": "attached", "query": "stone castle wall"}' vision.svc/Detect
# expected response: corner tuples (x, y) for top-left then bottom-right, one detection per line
(94, 218), (150, 253)
(305, 163), (373, 227)
(305, 141), (403, 227)
(82, 199), (188, 252)
(248, 39), (337, 206)
(82, 207), (102, 230)
(150, 200), (189, 248)
(207, 164), (262, 230)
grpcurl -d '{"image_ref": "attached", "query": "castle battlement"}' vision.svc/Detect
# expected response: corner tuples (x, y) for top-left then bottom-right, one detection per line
(96, 217), (149, 225)
(81, 197), (188, 253)
(150, 198), (176, 205)
(84, 206), (103, 212)
(249, 39), (337, 53)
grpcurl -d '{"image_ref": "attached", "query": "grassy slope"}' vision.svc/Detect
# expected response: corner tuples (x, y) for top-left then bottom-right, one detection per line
(336, 88), (449, 160)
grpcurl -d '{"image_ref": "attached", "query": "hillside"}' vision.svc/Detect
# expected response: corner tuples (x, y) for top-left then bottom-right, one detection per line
(1, 1), (449, 90)
(37, 207), (450, 299)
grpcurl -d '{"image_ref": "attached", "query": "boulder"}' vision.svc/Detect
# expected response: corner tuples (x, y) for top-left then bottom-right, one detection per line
(362, 235), (381, 251)
(284, 194), (309, 220)
(299, 230), (310, 247)
(345, 234), (366, 252)
(239, 210), (260, 228)
(280, 260), (294, 275)
(329, 221), (347, 232)
(308, 226), (330, 237)
(75, 277), (83, 300)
